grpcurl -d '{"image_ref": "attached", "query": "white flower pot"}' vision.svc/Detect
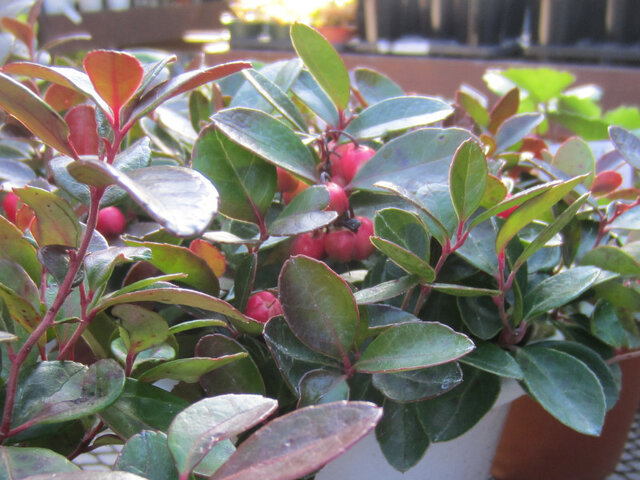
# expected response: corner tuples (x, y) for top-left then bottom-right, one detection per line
(316, 380), (524, 480)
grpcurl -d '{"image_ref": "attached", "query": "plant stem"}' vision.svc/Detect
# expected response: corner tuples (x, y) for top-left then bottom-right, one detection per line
(67, 420), (104, 461)
(0, 186), (104, 441)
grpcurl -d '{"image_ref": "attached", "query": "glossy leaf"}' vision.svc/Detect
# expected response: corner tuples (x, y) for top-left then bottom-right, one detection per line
(591, 170), (623, 197)
(0, 282), (41, 334)
(83, 50), (144, 120)
(360, 304), (419, 333)
(115, 431), (178, 480)
(100, 379), (189, 438)
(354, 68), (404, 106)
(13, 360), (125, 429)
(197, 334), (266, 396)
(243, 68), (307, 131)
(488, 87), (519, 134)
(353, 275), (419, 305)
(372, 363), (463, 403)
(298, 370), (349, 407)
(112, 304), (169, 354)
(351, 128), (474, 193)
(449, 139), (487, 222)
(0, 71), (75, 158)
(94, 286), (262, 335)
(138, 354), (247, 383)
(0, 446), (79, 478)
(67, 158), (219, 237)
(354, 322), (474, 373)
(211, 107), (318, 183)
(552, 137), (595, 187)
(456, 89), (489, 128)
(459, 342), (523, 379)
(1, 17), (33, 50)
(269, 185), (336, 236)
(345, 96), (453, 140)
(192, 126), (276, 224)
(124, 240), (219, 296)
(375, 401), (430, 472)
(457, 295), (503, 340)
(84, 246), (151, 293)
(279, 256), (359, 362)
(581, 244), (640, 277)
(498, 67), (575, 103)
(0, 215), (41, 283)
(417, 367), (500, 442)
(370, 237), (435, 281)
(209, 401), (382, 480)
(590, 299), (626, 348)
(189, 89), (211, 132)
(374, 208), (429, 260)
(168, 394), (277, 478)
(189, 239), (226, 277)
(65, 105), (99, 156)
(517, 346), (605, 435)
(609, 126), (640, 169)
(523, 266), (602, 320)
(291, 69), (339, 126)
(495, 175), (585, 253)
(494, 113), (544, 152)
(264, 317), (341, 394)
(290, 22), (350, 111)
(233, 252), (257, 314)
(25, 472), (147, 480)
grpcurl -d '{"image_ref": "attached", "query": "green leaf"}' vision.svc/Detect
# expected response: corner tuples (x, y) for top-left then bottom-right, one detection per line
(370, 237), (436, 281)
(581, 245), (640, 277)
(351, 128), (474, 193)
(459, 342), (523, 379)
(495, 175), (585, 253)
(0, 259), (40, 313)
(488, 87), (519, 134)
(549, 111), (609, 141)
(189, 89), (211, 133)
(345, 96), (453, 140)
(15, 186), (81, 248)
(84, 246), (151, 294)
(374, 208), (430, 260)
(100, 379), (189, 438)
(242, 68), (307, 131)
(13, 360), (125, 429)
(0, 71), (75, 158)
(211, 107), (318, 183)
(417, 366), (501, 441)
(209, 402), (382, 480)
(353, 275), (419, 305)
(192, 126), (276, 224)
(457, 295), (503, 340)
(429, 283), (500, 297)
(605, 106), (640, 130)
(115, 431), (179, 480)
(298, 370), (349, 407)
(196, 334), (266, 396)
(233, 253), (257, 314)
(168, 394), (277, 478)
(67, 159), (219, 237)
(354, 68), (404, 106)
(0, 214), (41, 285)
(290, 23), (350, 111)
(517, 346), (605, 435)
(494, 113), (544, 152)
(375, 401), (430, 472)
(137, 354), (247, 383)
(279, 256), (359, 362)
(551, 137), (595, 187)
(123, 240), (219, 296)
(264, 317), (341, 395)
(111, 339), (175, 373)
(456, 89), (489, 128)
(498, 67), (575, 103)
(372, 363), (463, 403)
(94, 287), (262, 335)
(590, 299), (626, 348)
(523, 266), (602, 320)
(0, 446), (79, 478)
(361, 304), (419, 333)
(354, 322), (474, 373)
(24, 472), (147, 480)
(449, 139), (487, 222)
(167, 318), (227, 335)
(112, 304), (169, 354)
(291, 70), (339, 126)
(268, 185), (337, 236)
(0, 331), (18, 343)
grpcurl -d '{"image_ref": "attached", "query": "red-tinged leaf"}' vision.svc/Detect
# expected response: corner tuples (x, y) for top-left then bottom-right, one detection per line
(189, 239), (226, 277)
(125, 61), (251, 126)
(83, 50), (144, 121)
(210, 401), (382, 480)
(489, 87), (519, 134)
(2, 62), (110, 116)
(0, 71), (76, 158)
(65, 105), (99, 155)
(44, 84), (85, 112)
(591, 170), (623, 197)
(1, 17), (34, 51)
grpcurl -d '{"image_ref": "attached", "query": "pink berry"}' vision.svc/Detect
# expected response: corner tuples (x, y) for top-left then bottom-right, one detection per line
(277, 167), (298, 193)
(96, 206), (126, 239)
(324, 229), (356, 263)
(325, 182), (349, 215)
(353, 216), (375, 261)
(291, 232), (325, 260)
(330, 143), (375, 186)
(244, 291), (282, 323)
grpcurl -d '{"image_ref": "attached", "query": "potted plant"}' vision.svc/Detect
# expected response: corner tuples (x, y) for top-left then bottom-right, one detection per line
(0, 8), (639, 480)
(310, 0), (357, 45)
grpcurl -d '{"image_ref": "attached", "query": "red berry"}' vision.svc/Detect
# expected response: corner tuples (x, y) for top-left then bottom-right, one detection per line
(282, 179), (309, 204)
(325, 182), (349, 215)
(244, 291), (282, 324)
(353, 216), (375, 261)
(277, 167), (298, 193)
(291, 232), (325, 260)
(96, 206), (126, 239)
(330, 143), (375, 186)
(324, 229), (356, 263)
(2, 192), (18, 223)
